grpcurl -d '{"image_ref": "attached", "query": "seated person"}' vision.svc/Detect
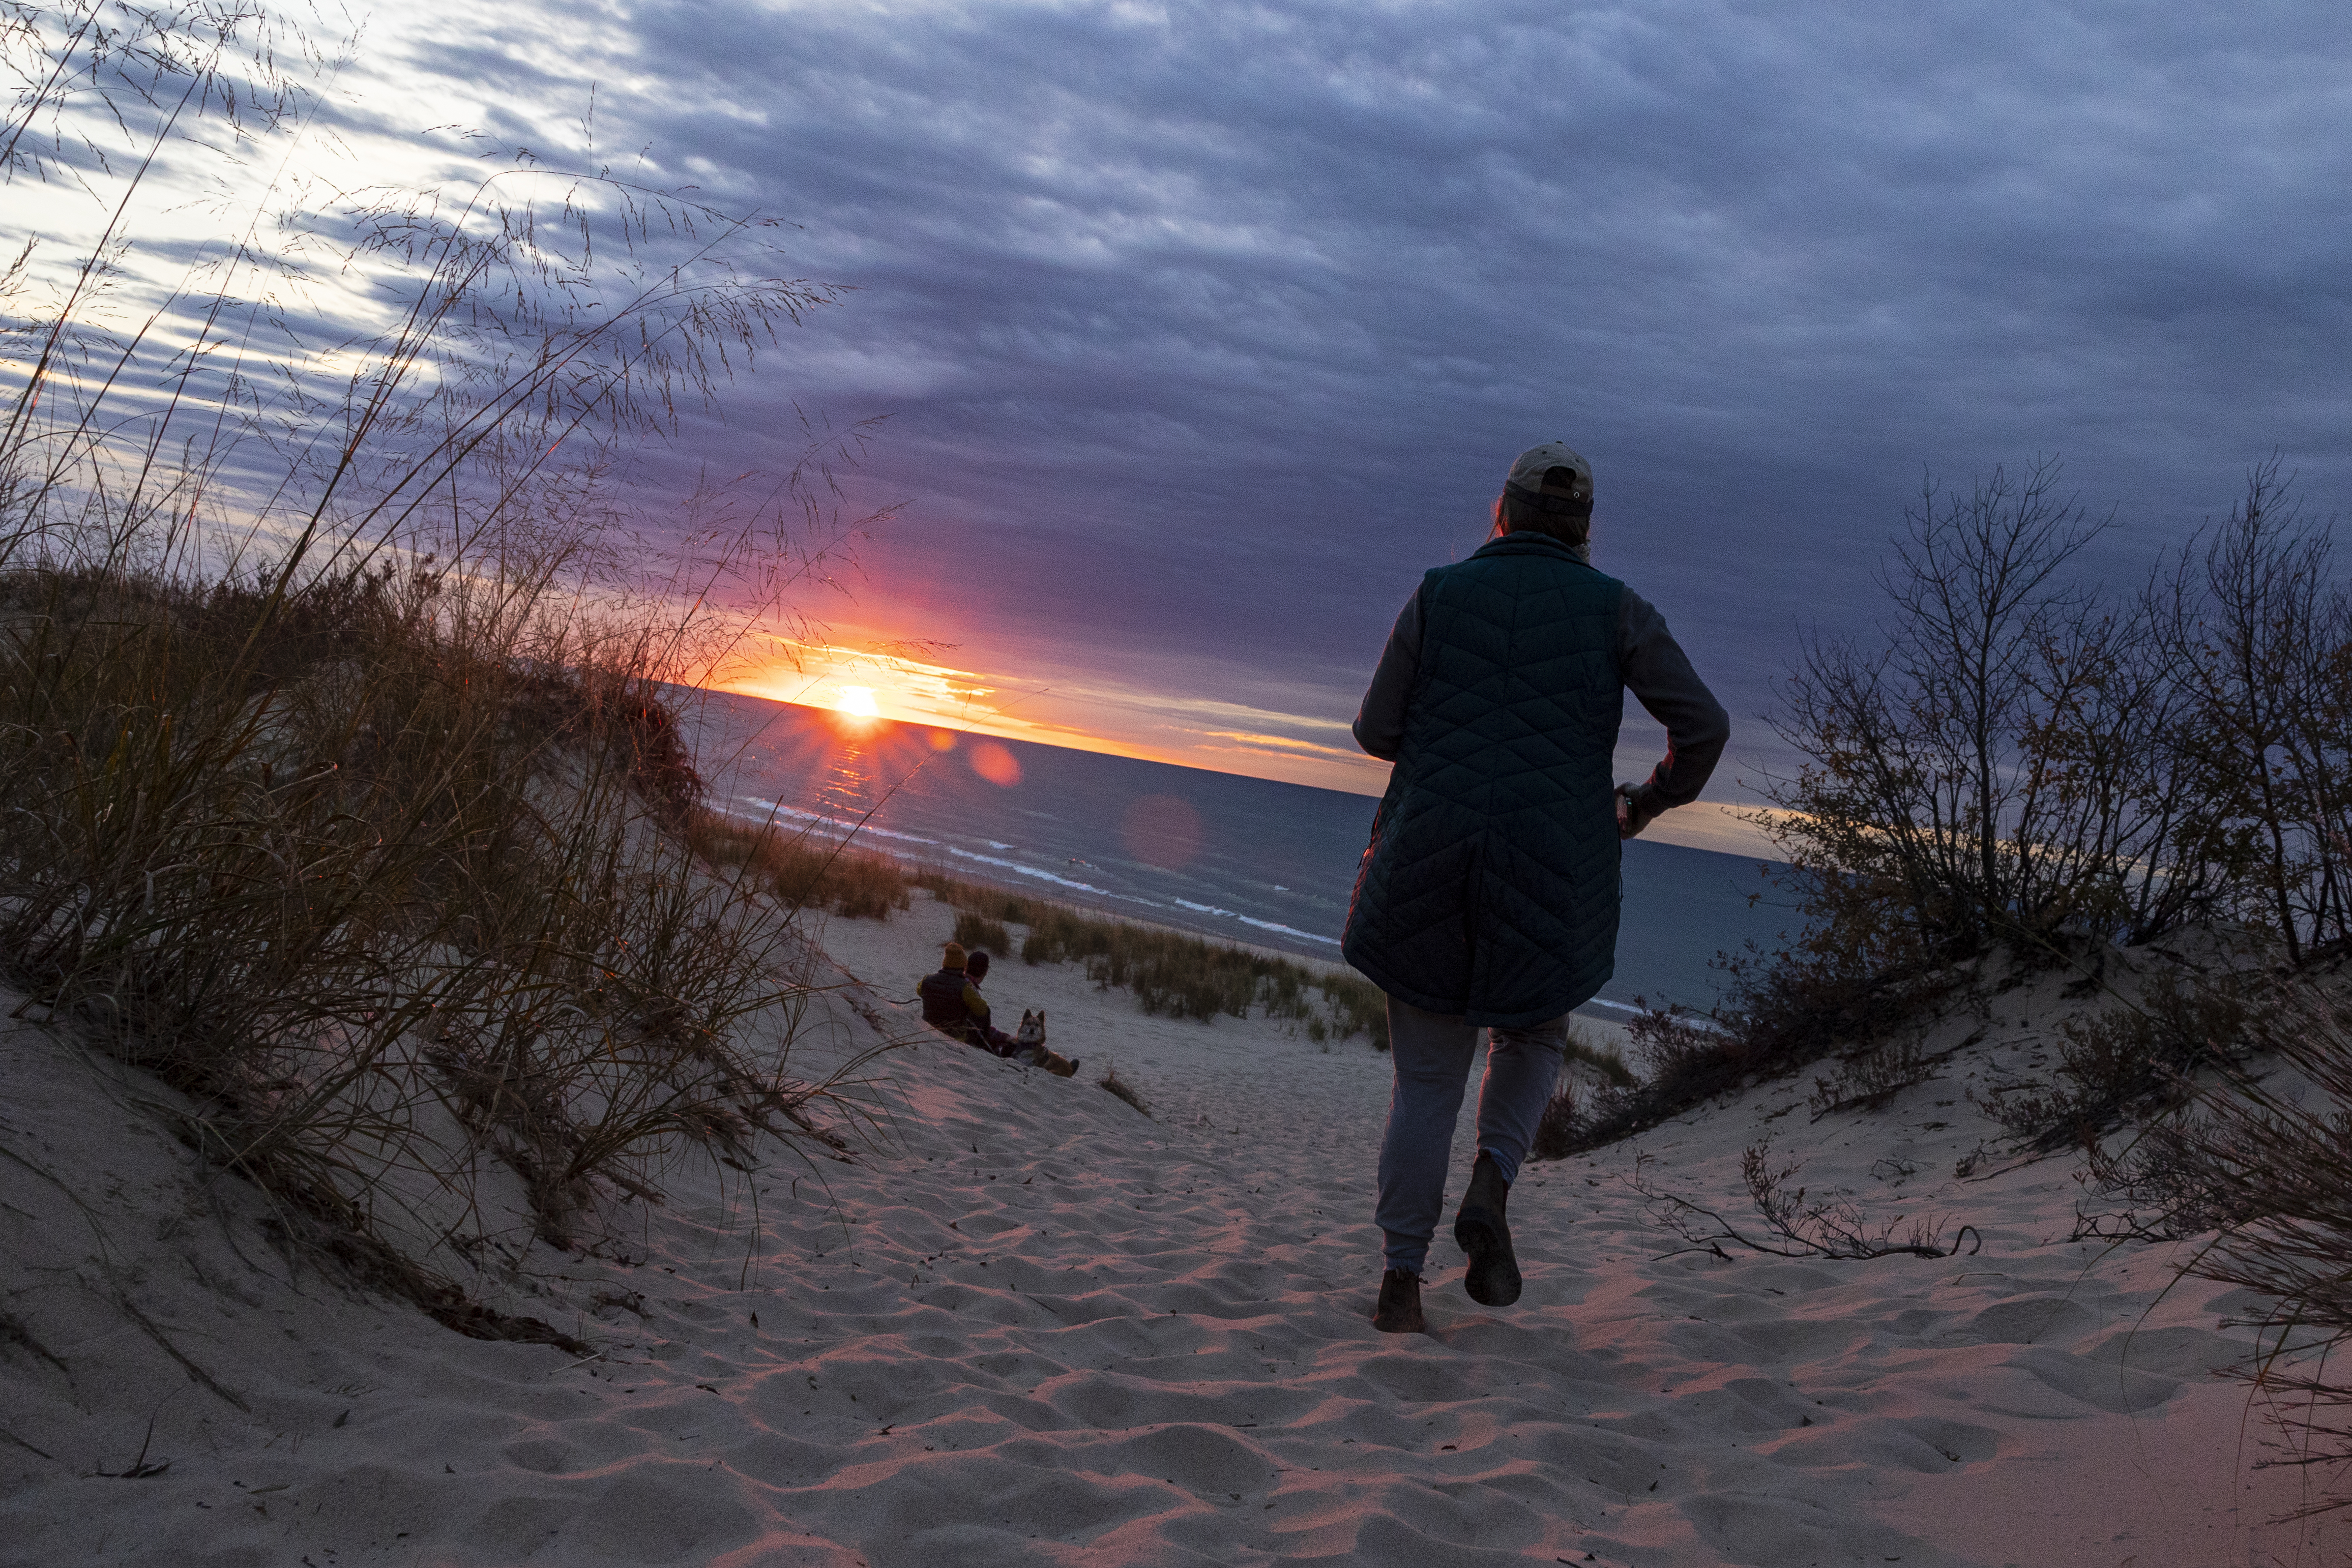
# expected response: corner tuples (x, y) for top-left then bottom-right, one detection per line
(968, 951), (1080, 1078)
(919, 942), (1016, 1056)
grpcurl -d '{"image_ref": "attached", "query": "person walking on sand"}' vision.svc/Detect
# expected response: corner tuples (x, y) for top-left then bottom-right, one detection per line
(1343, 441), (1729, 1334)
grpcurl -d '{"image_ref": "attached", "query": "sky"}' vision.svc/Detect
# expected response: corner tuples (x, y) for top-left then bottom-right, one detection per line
(14, 2), (2352, 853)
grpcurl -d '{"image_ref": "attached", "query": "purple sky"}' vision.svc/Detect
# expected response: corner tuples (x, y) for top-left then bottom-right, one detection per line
(22, 1), (2352, 840)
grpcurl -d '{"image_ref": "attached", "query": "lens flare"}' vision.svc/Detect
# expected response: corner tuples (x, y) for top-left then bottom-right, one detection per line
(969, 740), (1022, 788)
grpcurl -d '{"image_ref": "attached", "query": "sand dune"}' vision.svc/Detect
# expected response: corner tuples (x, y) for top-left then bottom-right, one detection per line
(0, 892), (2338, 1565)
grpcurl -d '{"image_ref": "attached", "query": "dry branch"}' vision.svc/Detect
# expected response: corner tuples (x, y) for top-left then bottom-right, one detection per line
(1629, 1146), (1980, 1262)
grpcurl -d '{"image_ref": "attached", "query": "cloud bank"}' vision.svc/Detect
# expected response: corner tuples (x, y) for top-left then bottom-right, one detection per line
(33, 0), (2352, 800)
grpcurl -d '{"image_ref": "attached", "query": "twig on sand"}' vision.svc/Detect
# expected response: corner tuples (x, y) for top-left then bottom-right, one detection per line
(1, 1427), (54, 1460)
(1629, 1147), (1981, 1262)
(0, 1308), (68, 1375)
(95, 1413), (169, 1478)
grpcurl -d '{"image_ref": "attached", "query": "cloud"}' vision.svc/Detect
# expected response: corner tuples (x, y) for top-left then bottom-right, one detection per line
(26, 0), (2352, 806)
(584, 3), (2352, 747)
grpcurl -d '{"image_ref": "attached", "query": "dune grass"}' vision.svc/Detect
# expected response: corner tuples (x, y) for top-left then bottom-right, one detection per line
(668, 818), (1396, 1050)
(0, 554), (851, 1325)
(0, 9), (889, 1338)
(1568, 1028), (1638, 1087)
(952, 909), (1014, 956)
(687, 812), (915, 922)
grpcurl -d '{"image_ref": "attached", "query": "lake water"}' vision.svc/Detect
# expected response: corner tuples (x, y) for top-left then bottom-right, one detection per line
(686, 689), (1805, 1019)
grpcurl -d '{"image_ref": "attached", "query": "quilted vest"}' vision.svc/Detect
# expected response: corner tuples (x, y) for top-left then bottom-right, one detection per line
(1341, 533), (1626, 1026)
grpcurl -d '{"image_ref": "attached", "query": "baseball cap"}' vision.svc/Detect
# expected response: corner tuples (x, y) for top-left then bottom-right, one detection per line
(1503, 441), (1594, 519)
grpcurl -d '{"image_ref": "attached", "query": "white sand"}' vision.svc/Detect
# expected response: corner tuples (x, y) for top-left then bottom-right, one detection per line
(0, 895), (2340, 1566)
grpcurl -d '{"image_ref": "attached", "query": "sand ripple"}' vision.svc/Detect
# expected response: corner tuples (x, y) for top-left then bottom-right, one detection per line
(0, 910), (2337, 1565)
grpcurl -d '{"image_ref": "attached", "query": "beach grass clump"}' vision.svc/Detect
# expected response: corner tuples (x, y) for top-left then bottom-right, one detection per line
(2075, 995), (2352, 1507)
(1566, 1025), (1637, 1087)
(916, 871), (1389, 1047)
(1532, 1004), (1777, 1157)
(1529, 1026), (1639, 1158)
(1530, 1081), (1579, 1161)
(1985, 973), (2272, 1152)
(952, 910), (1013, 956)
(1097, 1064), (1152, 1118)
(687, 812), (914, 920)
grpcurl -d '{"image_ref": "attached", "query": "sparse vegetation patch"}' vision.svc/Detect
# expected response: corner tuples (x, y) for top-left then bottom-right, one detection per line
(1982, 973), (2273, 1152)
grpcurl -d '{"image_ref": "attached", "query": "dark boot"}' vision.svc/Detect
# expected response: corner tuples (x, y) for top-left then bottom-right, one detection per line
(1372, 1269), (1425, 1334)
(1454, 1151), (1522, 1307)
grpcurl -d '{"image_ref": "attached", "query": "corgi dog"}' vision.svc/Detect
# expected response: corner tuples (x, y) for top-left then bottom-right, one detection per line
(1015, 1010), (1079, 1078)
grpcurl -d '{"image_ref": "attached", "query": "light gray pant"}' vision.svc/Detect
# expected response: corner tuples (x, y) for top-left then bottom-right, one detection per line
(1375, 996), (1567, 1277)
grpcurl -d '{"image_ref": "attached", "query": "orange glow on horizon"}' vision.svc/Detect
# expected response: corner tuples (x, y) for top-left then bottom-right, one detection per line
(714, 633), (1406, 795)
(703, 635), (1777, 856)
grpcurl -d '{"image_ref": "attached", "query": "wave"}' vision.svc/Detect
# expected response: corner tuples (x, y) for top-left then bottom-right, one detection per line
(1170, 897), (1343, 947)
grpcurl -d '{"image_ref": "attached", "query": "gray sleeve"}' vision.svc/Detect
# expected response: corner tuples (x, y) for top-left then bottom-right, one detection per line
(1351, 589), (1424, 761)
(1618, 586), (1730, 811)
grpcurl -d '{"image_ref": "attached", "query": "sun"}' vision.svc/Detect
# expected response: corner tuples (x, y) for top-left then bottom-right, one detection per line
(833, 685), (881, 719)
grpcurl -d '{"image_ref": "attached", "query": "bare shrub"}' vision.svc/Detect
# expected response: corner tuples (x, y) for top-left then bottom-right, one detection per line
(1762, 459), (2228, 959)
(2147, 461), (2352, 962)
(2074, 1116), (2270, 1244)
(1630, 1147), (1980, 1263)
(1754, 458), (2352, 1071)
(1665, 456), (2352, 1172)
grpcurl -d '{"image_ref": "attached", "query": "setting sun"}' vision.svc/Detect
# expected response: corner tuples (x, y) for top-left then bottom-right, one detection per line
(833, 686), (881, 719)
